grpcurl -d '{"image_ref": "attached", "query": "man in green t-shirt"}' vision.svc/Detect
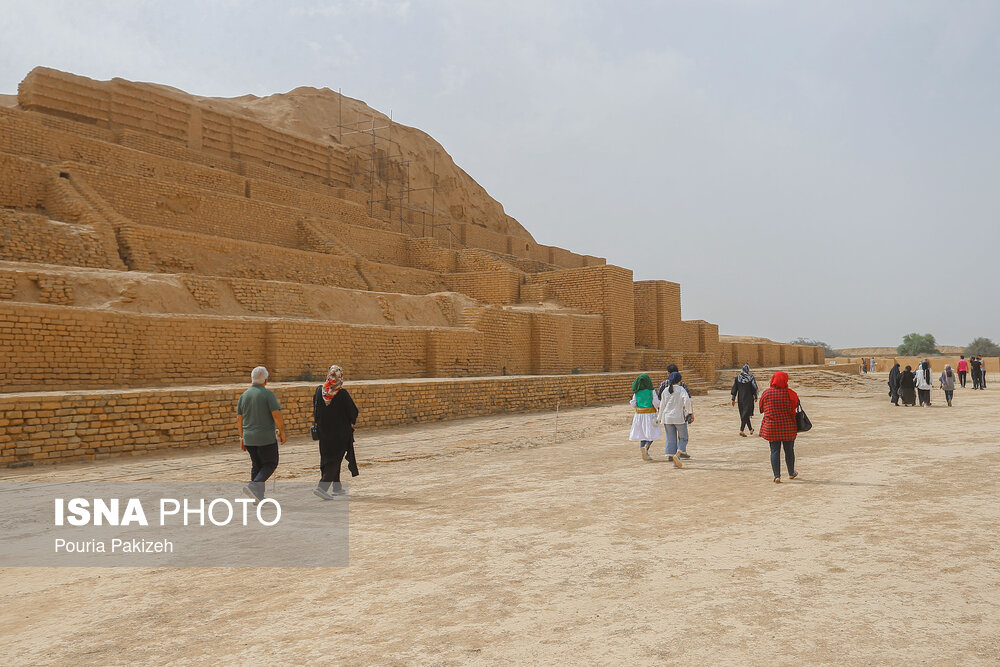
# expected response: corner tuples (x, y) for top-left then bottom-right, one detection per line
(236, 366), (286, 501)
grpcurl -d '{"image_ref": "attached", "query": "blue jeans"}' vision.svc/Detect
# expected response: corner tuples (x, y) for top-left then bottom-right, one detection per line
(664, 423), (689, 456)
(639, 440), (652, 449)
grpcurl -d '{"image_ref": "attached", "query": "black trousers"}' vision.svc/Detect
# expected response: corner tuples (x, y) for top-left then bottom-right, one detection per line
(918, 388), (931, 405)
(246, 443), (279, 496)
(972, 372), (982, 389)
(319, 438), (351, 483)
(769, 441), (795, 478)
(959, 370), (967, 387)
(889, 386), (900, 404)
(739, 414), (753, 431)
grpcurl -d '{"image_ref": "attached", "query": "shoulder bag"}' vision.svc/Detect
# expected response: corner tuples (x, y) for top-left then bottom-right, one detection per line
(795, 400), (812, 433)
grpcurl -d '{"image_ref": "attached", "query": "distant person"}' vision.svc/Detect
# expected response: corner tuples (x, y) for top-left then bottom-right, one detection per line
(655, 371), (692, 467)
(758, 370), (799, 483)
(629, 373), (661, 461)
(915, 360), (933, 407)
(870, 357), (877, 373)
(970, 356), (983, 390)
(888, 362), (901, 405)
(236, 366), (286, 502)
(862, 359), (869, 374)
(939, 364), (956, 407)
(312, 365), (360, 499)
(980, 356), (987, 389)
(957, 355), (968, 388)
(898, 365), (917, 406)
(730, 364), (759, 437)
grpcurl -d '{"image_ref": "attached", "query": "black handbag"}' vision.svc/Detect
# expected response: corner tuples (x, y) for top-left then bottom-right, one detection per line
(310, 424), (320, 441)
(795, 401), (812, 433)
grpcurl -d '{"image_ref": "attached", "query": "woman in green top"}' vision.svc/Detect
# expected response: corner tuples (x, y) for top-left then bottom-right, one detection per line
(629, 373), (662, 461)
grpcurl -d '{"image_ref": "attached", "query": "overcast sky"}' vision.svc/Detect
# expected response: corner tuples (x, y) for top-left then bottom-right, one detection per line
(2, 0), (998, 348)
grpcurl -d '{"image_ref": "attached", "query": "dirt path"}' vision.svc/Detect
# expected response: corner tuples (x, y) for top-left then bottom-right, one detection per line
(2, 377), (998, 665)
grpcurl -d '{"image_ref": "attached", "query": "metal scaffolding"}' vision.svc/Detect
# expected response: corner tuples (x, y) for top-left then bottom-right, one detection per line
(336, 94), (459, 246)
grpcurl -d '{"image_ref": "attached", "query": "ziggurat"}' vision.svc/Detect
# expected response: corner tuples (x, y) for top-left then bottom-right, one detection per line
(0, 68), (824, 466)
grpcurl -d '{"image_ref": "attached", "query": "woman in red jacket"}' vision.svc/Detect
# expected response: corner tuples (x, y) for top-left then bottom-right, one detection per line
(758, 371), (799, 483)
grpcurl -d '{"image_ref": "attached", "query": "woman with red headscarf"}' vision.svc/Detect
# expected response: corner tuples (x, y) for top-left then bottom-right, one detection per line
(758, 371), (799, 483)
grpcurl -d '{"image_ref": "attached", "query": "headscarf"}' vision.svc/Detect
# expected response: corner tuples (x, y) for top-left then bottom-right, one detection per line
(944, 364), (953, 378)
(769, 370), (799, 406)
(737, 364), (755, 384)
(666, 371), (682, 394)
(632, 373), (654, 394)
(922, 360), (931, 385)
(322, 365), (344, 405)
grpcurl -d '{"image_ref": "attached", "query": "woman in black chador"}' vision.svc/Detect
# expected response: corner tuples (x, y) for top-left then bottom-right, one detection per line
(313, 365), (360, 499)
(898, 365), (917, 407)
(888, 362), (901, 405)
(731, 364), (760, 437)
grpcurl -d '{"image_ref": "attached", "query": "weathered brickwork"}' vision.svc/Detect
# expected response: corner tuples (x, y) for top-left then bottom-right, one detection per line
(443, 271), (521, 305)
(0, 371), (658, 467)
(0, 211), (116, 269)
(527, 266), (635, 371)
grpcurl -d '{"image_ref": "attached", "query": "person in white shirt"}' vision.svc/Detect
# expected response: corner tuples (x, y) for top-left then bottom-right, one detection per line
(915, 360), (934, 407)
(656, 371), (693, 468)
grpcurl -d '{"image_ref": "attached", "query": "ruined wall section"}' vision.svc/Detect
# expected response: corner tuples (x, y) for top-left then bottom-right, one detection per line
(18, 67), (351, 187)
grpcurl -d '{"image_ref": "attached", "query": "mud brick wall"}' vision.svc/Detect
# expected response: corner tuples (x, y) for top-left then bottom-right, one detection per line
(759, 343), (782, 367)
(265, 320), (430, 381)
(325, 222), (409, 266)
(0, 107), (250, 197)
(570, 315), (605, 373)
(361, 260), (448, 295)
(444, 271), (521, 305)
(426, 328), (488, 377)
(508, 235), (551, 264)
(0, 370), (664, 467)
(0, 211), (117, 269)
(458, 223), (510, 254)
(119, 222), (368, 289)
(406, 238), (458, 273)
(730, 343), (760, 369)
(18, 68), (351, 187)
(0, 152), (49, 210)
(456, 248), (522, 274)
(0, 303), (268, 390)
(526, 265), (635, 371)
(632, 280), (700, 353)
(530, 313), (574, 375)
(633, 282), (660, 349)
(548, 246), (587, 269)
(458, 306), (534, 375)
(247, 179), (376, 229)
(696, 321), (721, 362)
(69, 164), (307, 250)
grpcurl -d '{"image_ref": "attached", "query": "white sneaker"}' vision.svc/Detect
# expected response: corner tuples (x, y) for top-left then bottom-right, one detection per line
(313, 487), (335, 500)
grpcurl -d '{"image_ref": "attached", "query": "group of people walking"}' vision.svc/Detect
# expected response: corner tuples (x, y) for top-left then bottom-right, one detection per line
(235, 364), (359, 502)
(957, 355), (989, 390)
(888, 357), (988, 407)
(630, 363), (802, 483)
(629, 364), (694, 467)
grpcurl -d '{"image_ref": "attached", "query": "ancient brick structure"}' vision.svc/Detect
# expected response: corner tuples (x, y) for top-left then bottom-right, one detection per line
(0, 68), (824, 466)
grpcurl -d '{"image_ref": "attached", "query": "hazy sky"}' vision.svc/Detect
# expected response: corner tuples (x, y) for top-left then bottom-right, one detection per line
(2, 0), (998, 348)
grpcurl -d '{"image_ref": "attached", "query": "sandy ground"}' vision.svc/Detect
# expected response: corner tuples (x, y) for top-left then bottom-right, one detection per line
(1, 372), (998, 665)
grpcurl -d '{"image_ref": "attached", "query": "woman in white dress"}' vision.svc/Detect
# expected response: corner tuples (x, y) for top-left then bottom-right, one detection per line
(629, 373), (661, 461)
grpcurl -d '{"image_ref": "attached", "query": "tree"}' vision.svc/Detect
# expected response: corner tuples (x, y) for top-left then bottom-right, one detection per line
(897, 333), (938, 356)
(790, 337), (837, 358)
(964, 337), (1000, 357)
